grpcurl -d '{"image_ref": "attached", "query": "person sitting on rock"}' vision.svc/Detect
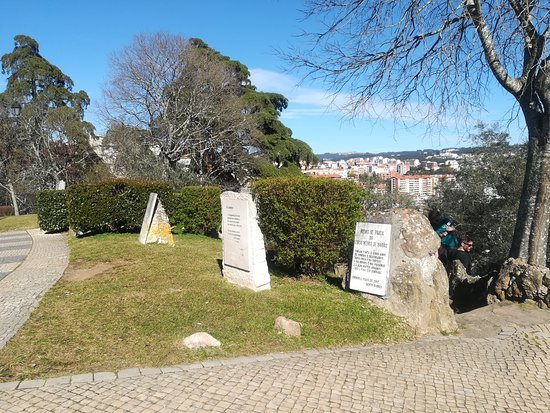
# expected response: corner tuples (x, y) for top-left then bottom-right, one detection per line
(436, 219), (460, 250)
(445, 236), (489, 312)
(430, 211), (460, 268)
(446, 236), (474, 275)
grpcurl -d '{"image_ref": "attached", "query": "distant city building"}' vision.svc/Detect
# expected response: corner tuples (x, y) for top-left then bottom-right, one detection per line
(444, 159), (460, 170)
(396, 161), (411, 175)
(303, 168), (347, 179)
(439, 149), (462, 159)
(389, 172), (455, 199)
(307, 150), (463, 196)
(421, 160), (440, 171)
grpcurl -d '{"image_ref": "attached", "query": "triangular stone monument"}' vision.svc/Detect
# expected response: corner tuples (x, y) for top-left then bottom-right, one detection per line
(139, 193), (174, 246)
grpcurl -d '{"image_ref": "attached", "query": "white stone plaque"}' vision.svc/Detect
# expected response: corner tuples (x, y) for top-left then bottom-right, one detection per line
(221, 191), (270, 291)
(139, 193), (158, 244)
(349, 222), (392, 296)
(223, 199), (250, 271)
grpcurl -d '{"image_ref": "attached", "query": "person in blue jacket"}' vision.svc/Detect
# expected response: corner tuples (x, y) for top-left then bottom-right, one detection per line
(436, 219), (460, 249)
(428, 210), (460, 267)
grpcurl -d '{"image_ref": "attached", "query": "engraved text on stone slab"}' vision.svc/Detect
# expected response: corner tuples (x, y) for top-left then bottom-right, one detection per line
(222, 199), (250, 271)
(349, 222), (392, 296)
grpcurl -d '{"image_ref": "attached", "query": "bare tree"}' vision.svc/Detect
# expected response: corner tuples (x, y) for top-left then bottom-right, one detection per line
(102, 33), (254, 186)
(290, 1), (549, 266)
(102, 123), (166, 180)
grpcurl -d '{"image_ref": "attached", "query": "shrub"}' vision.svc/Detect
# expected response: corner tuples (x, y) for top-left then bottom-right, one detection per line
(36, 190), (68, 233)
(0, 206), (15, 217)
(168, 186), (221, 235)
(67, 179), (173, 234)
(252, 177), (364, 277)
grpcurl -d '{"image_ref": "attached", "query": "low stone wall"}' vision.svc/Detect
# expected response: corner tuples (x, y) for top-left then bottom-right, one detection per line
(488, 258), (550, 308)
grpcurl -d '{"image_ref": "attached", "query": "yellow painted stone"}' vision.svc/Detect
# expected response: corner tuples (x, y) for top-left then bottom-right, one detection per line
(145, 201), (174, 246)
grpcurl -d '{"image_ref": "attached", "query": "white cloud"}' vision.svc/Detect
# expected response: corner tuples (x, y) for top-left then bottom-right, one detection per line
(250, 68), (349, 115)
(250, 68), (445, 124)
(249, 69), (296, 95)
(280, 108), (330, 119)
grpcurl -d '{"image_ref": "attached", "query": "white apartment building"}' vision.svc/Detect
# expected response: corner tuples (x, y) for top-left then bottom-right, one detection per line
(444, 159), (460, 170)
(389, 172), (455, 198)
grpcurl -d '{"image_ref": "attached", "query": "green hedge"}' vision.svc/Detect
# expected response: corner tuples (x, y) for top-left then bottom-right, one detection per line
(36, 190), (68, 233)
(252, 177), (364, 277)
(67, 179), (173, 234)
(168, 186), (221, 236)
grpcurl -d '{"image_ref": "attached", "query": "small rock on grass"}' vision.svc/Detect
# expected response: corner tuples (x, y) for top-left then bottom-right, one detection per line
(182, 332), (221, 349)
(274, 316), (301, 338)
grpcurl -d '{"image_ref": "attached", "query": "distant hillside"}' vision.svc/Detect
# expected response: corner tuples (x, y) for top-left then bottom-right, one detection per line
(317, 147), (480, 161)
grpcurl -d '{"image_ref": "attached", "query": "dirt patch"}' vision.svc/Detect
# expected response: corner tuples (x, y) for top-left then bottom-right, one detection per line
(62, 262), (123, 282)
(456, 300), (550, 338)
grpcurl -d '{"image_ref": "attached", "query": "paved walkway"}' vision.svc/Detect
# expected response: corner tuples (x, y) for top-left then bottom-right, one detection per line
(0, 229), (68, 349)
(0, 230), (548, 412)
(0, 231), (32, 282)
(0, 323), (548, 412)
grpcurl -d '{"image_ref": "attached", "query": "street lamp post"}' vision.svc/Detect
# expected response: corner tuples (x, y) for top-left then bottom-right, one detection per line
(10, 102), (22, 117)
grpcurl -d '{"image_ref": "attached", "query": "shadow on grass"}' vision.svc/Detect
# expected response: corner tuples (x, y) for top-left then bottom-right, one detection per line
(324, 275), (344, 289)
(219, 249), (346, 290)
(266, 258), (346, 290)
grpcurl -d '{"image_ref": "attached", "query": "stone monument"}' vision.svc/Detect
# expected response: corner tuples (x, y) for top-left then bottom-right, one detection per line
(347, 209), (457, 336)
(220, 191), (270, 291)
(349, 222), (392, 296)
(139, 193), (174, 246)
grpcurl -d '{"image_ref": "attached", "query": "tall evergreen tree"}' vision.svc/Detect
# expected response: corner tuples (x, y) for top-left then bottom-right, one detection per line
(0, 35), (98, 211)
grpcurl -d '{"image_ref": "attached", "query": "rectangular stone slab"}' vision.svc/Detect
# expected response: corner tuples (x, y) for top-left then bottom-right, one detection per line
(349, 222), (392, 296)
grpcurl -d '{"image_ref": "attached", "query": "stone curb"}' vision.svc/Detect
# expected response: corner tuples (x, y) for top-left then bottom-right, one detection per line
(0, 348), (324, 392)
(1, 323), (537, 393)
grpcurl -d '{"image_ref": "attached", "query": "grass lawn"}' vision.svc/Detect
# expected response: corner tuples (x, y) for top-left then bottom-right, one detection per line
(0, 233), (412, 381)
(0, 214), (38, 232)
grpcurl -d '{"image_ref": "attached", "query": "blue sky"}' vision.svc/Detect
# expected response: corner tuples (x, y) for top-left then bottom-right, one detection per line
(0, 0), (526, 154)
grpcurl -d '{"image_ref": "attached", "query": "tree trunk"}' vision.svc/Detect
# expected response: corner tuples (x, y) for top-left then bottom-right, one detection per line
(511, 101), (550, 266)
(7, 182), (19, 216)
(509, 134), (540, 260)
(529, 139), (550, 266)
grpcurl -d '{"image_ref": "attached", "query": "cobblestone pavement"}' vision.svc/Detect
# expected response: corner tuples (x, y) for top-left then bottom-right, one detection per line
(0, 322), (548, 412)
(0, 231), (548, 412)
(0, 229), (68, 349)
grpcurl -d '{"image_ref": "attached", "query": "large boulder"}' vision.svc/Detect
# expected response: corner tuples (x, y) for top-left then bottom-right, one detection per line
(447, 260), (492, 313)
(358, 209), (457, 336)
(488, 258), (550, 308)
